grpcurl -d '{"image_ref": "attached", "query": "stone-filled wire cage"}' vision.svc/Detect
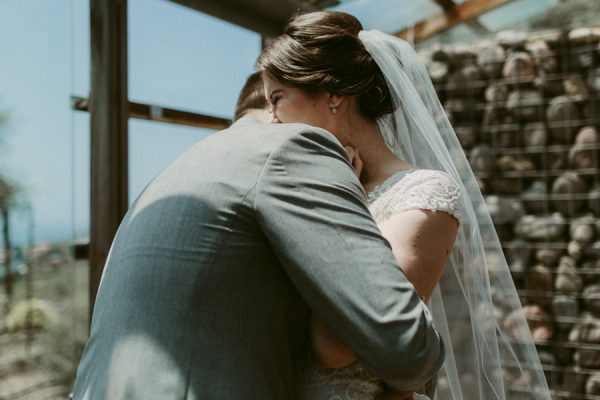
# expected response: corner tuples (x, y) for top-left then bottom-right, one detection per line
(419, 27), (600, 399)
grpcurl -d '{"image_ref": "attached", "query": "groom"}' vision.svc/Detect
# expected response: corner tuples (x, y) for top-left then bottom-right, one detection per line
(71, 72), (444, 400)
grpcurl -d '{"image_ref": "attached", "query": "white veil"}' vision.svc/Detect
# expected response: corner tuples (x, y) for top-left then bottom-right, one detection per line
(358, 30), (551, 400)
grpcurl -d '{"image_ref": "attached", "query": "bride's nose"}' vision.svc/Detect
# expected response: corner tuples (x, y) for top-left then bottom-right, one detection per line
(269, 110), (281, 124)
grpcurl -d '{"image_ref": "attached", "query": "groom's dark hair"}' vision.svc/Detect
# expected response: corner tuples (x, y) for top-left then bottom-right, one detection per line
(234, 72), (268, 121)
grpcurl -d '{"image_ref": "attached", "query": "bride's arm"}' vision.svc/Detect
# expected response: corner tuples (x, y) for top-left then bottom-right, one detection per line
(378, 209), (459, 303)
(313, 209), (458, 368)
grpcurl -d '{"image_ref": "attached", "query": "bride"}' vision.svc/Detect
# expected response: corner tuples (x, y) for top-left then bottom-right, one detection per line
(257, 10), (551, 400)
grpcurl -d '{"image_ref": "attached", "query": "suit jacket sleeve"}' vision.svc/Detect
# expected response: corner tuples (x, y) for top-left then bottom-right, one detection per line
(254, 126), (445, 393)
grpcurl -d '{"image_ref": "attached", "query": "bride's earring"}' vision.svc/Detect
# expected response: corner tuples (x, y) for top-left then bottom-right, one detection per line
(330, 105), (337, 114)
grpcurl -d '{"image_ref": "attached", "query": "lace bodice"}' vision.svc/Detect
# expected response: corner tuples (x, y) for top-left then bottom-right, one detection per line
(296, 169), (461, 400)
(368, 169), (461, 224)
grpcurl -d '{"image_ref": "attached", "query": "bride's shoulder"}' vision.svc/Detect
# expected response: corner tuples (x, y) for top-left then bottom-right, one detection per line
(399, 169), (460, 191)
(374, 168), (461, 221)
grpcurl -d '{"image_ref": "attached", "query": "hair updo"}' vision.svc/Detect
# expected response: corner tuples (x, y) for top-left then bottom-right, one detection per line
(256, 11), (393, 121)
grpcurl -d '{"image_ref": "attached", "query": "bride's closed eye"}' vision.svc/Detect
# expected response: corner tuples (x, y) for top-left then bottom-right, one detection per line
(270, 94), (281, 105)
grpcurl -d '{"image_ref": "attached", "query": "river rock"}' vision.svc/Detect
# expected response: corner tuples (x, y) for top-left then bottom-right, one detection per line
(571, 214), (596, 244)
(541, 150), (567, 171)
(485, 83), (509, 103)
(586, 373), (600, 396)
(568, 240), (585, 261)
(555, 256), (582, 294)
(505, 304), (553, 342)
(523, 123), (547, 148)
(497, 30), (527, 50)
(446, 45), (478, 68)
(478, 44), (505, 78)
(568, 27), (600, 45)
(583, 284), (600, 316)
(571, 312), (600, 343)
(534, 73), (564, 97)
(564, 74), (590, 102)
(447, 65), (483, 98)
(497, 154), (536, 173)
(581, 259), (600, 286)
(569, 126), (599, 170)
(554, 330), (574, 365)
(455, 125), (478, 149)
(546, 96), (581, 144)
(570, 313), (600, 368)
(515, 213), (566, 241)
(588, 67), (600, 92)
(428, 61), (449, 84)
(431, 45), (450, 63)
(588, 241), (600, 259)
(503, 52), (536, 82)
(535, 247), (562, 266)
(560, 367), (585, 395)
(553, 295), (579, 331)
(506, 89), (543, 121)
(521, 181), (548, 214)
(525, 39), (558, 74)
(491, 177), (525, 196)
(551, 172), (588, 217)
(506, 239), (531, 277)
(590, 184), (600, 216)
(484, 195), (525, 225)
(524, 264), (553, 306)
(569, 44), (596, 70)
(485, 118), (518, 148)
(469, 145), (496, 177)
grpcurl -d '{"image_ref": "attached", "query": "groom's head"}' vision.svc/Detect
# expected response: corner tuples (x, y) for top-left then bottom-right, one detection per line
(234, 72), (269, 122)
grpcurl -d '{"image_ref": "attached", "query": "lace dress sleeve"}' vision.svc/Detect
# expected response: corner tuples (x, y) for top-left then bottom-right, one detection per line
(368, 169), (462, 224)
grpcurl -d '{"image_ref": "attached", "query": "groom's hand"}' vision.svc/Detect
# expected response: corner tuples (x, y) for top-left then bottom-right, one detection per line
(344, 146), (363, 178)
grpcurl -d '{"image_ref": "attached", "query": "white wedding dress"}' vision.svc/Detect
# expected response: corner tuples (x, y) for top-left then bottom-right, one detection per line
(296, 168), (461, 400)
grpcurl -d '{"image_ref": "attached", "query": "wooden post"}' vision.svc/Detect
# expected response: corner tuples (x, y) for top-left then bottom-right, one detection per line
(89, 0), (128, 322)
(395, 0), (514, 43)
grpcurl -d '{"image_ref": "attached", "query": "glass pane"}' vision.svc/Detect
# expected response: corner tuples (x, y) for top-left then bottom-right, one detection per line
(0, 1), (90, 398)
(129, 0), (261, 119)
(129, 120), (215, 202)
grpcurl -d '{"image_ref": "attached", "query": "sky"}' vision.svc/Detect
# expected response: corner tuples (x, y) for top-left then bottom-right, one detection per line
(0, 0), (261, 245)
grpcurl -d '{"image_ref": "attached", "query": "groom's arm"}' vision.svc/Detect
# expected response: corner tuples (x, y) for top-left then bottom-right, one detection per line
(254, 126), (444, 394)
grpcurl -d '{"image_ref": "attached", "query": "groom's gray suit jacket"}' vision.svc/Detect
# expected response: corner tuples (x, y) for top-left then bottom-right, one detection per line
(72, 117), (444, 400)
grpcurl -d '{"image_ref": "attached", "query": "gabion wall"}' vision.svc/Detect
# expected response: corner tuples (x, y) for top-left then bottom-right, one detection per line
(420, 27), (600, 400)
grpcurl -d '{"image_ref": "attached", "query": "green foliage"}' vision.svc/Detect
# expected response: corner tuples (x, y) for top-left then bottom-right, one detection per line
(5, 298), (58, 331)
(529, 0), (600, 30)
(0, 175), (14, 207)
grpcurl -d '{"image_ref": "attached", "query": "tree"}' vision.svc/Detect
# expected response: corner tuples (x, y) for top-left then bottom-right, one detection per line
(0, 102), (16, 307)
(529, 0), (600, 30)
(0, 175), (14, 304)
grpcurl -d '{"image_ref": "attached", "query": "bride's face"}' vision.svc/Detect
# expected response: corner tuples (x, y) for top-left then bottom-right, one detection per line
(262, 72), (332, 129)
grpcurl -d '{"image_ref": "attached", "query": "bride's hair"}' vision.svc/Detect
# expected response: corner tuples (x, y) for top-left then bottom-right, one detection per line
(257, 11), (393, 120)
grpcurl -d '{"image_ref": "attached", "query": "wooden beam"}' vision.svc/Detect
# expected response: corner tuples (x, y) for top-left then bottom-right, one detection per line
(168, 0), (316, 37)
(72, 97), (231, 130)
(89, 0), (128, 322)
(432, 0), (491, 36)
(396, 0), (513, 43)
(433, 0), (458, 10)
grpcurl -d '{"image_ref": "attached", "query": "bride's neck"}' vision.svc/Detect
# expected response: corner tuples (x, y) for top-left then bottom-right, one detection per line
(338, 116), (410, 194)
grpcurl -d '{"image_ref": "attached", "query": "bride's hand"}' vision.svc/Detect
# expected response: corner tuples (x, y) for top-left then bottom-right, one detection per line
(344, 146), (363, 178)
